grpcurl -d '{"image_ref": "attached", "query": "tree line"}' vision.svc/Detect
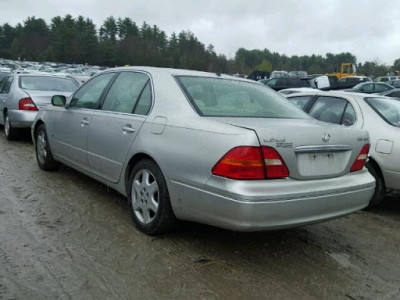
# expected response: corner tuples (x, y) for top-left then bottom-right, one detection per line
(0, 15), (398, 77)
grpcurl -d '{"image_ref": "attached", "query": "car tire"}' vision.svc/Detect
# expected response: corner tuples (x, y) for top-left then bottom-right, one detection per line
(365, 162), (386, 209)
(128, 159), (178, 235)
(35, 124), (61, 171)
(4, 113), (20, 141)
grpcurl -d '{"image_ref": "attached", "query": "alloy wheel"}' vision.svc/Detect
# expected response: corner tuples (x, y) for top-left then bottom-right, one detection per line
(36, 130), (47, 164)
(131, 169), (159, 224)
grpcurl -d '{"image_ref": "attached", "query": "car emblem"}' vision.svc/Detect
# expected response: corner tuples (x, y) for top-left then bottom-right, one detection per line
(322, 133), (331, 143)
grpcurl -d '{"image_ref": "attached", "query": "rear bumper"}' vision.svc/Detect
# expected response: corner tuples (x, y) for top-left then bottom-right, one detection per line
(168, 169), (375, 231)
(8, 110), (37, 128)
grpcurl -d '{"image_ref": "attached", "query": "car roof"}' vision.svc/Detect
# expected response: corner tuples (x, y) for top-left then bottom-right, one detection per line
(286, 89), (374, 100)
(102, 66), (259, 84)
(14, 73), (81, 80)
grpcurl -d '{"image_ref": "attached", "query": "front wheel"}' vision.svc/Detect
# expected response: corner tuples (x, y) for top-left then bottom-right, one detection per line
(35, 124), (61, 171)
(128, 159), (178, 235)
(365, 162), (386, 209)
(4, 113), (20, 141)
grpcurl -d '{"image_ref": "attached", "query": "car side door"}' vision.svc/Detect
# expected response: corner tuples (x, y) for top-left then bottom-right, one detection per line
(51, 72), (117, 170)
(86, 71), (153, 183)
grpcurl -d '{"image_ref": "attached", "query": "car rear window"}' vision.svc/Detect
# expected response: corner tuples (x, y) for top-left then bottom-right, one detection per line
(19, 76), (78, 92)
(177, 76), (309, 118)
(365, 97), (400, 127)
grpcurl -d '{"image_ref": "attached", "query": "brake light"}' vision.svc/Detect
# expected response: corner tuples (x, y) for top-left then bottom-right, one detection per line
(350, 144), (370, 172)
(19, 98), (38, 111)
(212, 146), (289, 180)
(212, 147), (265, 179)
(262, 146), (289, 178)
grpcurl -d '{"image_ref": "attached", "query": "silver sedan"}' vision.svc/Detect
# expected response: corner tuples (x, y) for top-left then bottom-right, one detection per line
(0, 74), (78, 140)
(31, 67), (375, 234)
(287, 90), (400, 207)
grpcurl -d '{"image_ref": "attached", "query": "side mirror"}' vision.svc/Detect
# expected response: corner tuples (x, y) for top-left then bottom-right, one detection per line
(51, 95), (66, 107)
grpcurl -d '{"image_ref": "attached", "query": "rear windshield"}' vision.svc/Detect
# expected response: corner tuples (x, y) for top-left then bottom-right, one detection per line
(177, 76), (309, 118)
(365, 97), (400, 127)
(19, 76), (78, 92)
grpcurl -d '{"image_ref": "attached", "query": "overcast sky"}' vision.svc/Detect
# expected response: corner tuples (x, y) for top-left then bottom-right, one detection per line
(1, 0), (399, 64)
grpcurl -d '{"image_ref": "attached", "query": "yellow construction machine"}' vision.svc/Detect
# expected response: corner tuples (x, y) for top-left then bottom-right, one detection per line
(326, 63), (357, 79)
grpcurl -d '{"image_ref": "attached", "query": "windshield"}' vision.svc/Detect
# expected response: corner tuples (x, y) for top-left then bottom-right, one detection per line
(177, 76), (310, 119)
(19, 76), (78, 92)
(365, 97), (400, 127)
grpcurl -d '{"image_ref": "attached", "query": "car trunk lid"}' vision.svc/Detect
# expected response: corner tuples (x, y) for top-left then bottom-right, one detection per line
(22, 90), (72, 110)
(211, 117), (369, 180)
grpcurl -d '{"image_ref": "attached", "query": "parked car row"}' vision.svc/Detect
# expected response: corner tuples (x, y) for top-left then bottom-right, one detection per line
(1, 67), (380, 236)
(0, 58), (106, 86)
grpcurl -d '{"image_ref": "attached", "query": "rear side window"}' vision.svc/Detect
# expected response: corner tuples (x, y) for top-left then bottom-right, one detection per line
(0, 77), (8, 93)
(19, 76), (78, 92)
(308, 96), (348, 124)
(365, 97), (400, 127)
(1, 76), (13, 94)
(101, 72), (149, 114)
(133, 82), (152, 115)
(342, 104), (357, 126)
(287, 96), (312, 110)
(374, 84), (391, 93)
(266, 79), (277, 87)
(387, 91), (400, 98)
(177, 76), (309, 119)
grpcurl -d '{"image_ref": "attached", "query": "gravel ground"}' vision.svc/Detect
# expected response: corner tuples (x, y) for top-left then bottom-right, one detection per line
(0, 130), (399, 299)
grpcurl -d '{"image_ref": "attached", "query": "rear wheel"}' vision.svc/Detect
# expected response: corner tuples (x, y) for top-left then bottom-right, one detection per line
(365, 162), (386, 209)
(128, 159), (178, 235)
(35, 124), (61, 171)
(4, 113), (20, 141)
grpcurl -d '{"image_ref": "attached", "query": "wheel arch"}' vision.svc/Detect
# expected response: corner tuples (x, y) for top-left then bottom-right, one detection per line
(367, 156), (385, 187)
(32, 119), (45, 139)
(124, 152), (161, 195)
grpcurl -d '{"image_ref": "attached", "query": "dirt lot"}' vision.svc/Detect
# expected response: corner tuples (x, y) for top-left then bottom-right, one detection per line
(0, 130), (399, 300)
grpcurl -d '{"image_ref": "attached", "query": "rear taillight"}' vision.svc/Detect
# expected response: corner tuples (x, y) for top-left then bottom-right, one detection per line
(262, 146), (289, 178)
(350, 144), (370, 172)
(19, 98), (38, 111)
(212, 147), (265, 180)
(212, 146), (289, 180)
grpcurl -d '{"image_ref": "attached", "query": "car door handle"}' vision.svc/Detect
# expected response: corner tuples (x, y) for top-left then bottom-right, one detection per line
(81, 119), (90, 126)
(122, 125), (136, 133)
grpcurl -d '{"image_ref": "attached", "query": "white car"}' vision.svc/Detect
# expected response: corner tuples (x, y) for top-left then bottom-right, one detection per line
(287, 90), (400, 207)
(278, 87), (316, 96)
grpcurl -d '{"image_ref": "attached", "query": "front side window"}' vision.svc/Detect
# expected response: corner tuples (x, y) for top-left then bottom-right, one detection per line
(19, 76), (78, 92)
(177, 76), (309, 118)
(365, 97), (400, 127)
(308, 96), (348, 124)
(69, 73), (116, 109)
(101, 72), (149, 114)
